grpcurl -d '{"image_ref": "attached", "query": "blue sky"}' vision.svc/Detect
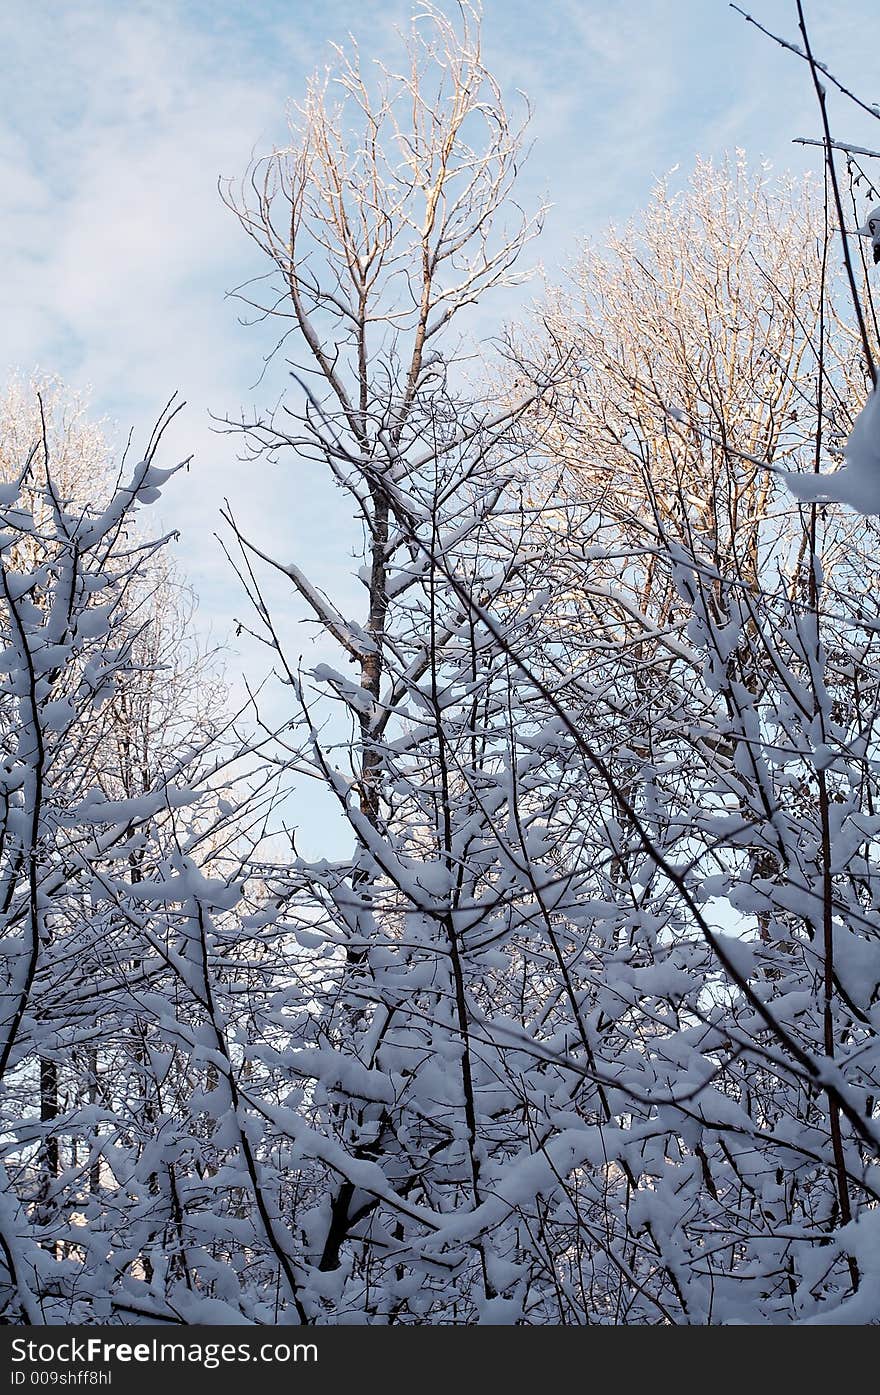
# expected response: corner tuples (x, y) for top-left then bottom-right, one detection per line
(4, 0), (880, 844)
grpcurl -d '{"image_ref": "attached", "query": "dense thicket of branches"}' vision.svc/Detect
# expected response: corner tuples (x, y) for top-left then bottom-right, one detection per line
(3, 1), (880, 1326)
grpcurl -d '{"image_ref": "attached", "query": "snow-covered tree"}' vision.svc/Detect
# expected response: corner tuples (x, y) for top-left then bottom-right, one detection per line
(202, 7), (880, 1326)
(498, 146), (880, 1317)
(7, 0), (880, 1330)
(0, 390), (260, 1322)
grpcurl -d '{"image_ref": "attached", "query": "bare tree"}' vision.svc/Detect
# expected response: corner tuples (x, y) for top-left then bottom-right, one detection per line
(218, 2), (560, 1300)
(222, 1), (542, 820)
